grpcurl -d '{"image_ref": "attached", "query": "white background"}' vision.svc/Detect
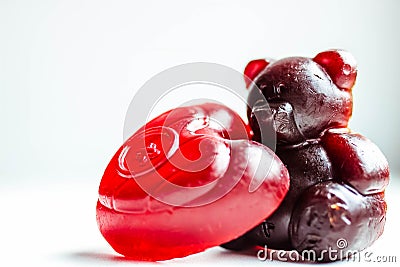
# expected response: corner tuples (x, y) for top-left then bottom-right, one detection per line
(1, 0), (399, 266)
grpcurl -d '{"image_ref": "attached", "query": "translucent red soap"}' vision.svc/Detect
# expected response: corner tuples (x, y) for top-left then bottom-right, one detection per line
(96, 103), (290, 261)
(244, 59), (270, 88)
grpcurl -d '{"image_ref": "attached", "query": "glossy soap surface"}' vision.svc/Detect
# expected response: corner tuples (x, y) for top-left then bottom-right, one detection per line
(223, 50), (389, 261)
(97, 103), (290, 261)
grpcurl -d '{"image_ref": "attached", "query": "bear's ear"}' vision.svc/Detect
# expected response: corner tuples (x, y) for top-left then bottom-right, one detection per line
(244, 58), (272, 89)
(313, 49), (357, 91)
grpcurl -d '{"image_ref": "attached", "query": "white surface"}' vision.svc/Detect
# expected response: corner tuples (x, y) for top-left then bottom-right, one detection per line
(0, 175), (399, 266)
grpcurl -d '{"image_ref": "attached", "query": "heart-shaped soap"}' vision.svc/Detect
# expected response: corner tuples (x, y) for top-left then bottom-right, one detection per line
(96, 103), (289, 261)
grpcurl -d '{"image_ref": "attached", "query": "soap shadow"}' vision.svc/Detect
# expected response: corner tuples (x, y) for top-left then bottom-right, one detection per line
(62, 249), (342, 265)
(216, 248), (259, 259)
(62, 251), (160, 264)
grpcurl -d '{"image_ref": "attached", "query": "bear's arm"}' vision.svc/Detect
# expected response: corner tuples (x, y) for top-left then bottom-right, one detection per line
(321, 130), (389, 195)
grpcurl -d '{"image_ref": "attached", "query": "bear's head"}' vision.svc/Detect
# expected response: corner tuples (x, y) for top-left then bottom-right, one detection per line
(246, 50), (356, 145)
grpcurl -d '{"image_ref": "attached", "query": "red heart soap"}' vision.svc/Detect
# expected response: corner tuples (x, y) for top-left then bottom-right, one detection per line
(96, 103), (289, 261)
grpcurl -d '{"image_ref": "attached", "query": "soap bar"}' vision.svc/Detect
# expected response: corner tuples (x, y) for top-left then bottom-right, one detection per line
(96, 103), (290, 261)
(223, 50), (389, 261)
